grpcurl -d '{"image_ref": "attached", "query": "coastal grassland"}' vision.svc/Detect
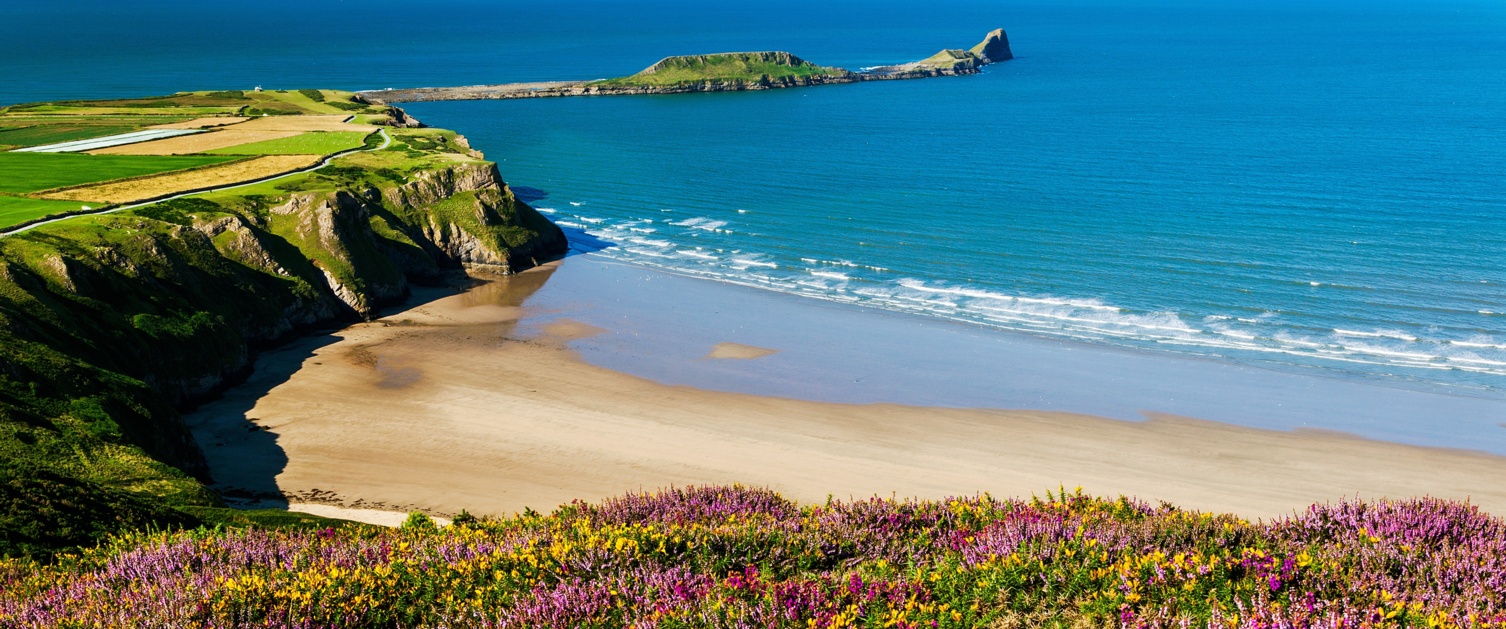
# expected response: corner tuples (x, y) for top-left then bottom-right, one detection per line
(1, 486), (1501, 628)
(206, 130), (372, 156)
(0, 195), (98, 229)
(592, 52), (849, 87)
(0, 153), (239, 193)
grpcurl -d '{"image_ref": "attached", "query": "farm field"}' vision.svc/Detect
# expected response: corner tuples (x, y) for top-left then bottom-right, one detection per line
(0, 195), (98, 228)
(38, 154), (320, 203)
(234, 114), (379, 132)
(0, 124), (140, 148)
(91, 128), (301, 155)
(148, 116), (249, 129)
(0, 153), (238, 193)
(207, 130), (371, 155)
(18, 129), (204, 153)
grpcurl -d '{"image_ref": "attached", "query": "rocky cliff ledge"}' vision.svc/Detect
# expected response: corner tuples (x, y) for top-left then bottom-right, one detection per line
(362, 28), (1013, 103)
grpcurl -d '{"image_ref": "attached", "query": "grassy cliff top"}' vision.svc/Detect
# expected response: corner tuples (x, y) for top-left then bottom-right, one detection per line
(591, 51), (849, 87)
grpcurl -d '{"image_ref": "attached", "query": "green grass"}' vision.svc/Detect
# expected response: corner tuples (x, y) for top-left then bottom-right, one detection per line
(0, 125), (140, 149)
(178, 506), (355, 530)
(206, 131), (372, 156)
(0, 153), (239, 193)
(593, 52), (848, 87)
(0, 195), (100, 228)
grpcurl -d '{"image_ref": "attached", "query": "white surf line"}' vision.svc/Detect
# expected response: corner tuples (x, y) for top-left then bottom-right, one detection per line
(13, 128), (205, 153)
(1, 128), (391, 237)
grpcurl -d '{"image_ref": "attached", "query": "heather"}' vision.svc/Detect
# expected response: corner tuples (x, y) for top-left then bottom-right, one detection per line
(2, 486), (1503, 628)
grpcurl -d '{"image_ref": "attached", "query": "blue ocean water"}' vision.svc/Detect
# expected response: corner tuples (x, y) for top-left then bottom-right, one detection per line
(5, 0), (1505, 398)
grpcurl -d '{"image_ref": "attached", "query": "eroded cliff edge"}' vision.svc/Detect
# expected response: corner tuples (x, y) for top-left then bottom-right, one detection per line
(0, 118), (565, 555)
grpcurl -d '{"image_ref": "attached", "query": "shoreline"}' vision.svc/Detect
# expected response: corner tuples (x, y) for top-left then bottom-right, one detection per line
(185, 256), (1506, 521)
(511, 257), (1506, 455)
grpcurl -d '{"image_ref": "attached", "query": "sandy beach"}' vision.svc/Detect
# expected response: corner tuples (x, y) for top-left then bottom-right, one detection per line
(186, 263), (1506, 521)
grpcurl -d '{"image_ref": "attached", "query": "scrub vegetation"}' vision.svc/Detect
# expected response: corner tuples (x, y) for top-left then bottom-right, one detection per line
(1, 486), (1501, 628)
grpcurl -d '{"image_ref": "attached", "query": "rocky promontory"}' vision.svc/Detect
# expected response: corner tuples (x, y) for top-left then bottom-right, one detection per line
(361, 28), (1013, 104)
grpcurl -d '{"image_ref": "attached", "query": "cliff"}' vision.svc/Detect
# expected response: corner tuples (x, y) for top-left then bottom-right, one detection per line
(0, 109), (566, 556)
(970, 27), (1013, 62)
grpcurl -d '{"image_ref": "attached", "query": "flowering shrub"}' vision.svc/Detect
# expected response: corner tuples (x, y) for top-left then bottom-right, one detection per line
(1, 485), (1502, 628)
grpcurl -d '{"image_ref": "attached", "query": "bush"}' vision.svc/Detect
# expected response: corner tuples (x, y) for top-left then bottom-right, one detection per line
(400, 511), (436, 532)
(0, 461), (199, 559)
(131, 197), (222, 225)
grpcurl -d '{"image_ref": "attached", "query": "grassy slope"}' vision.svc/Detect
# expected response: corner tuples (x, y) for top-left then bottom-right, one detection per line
(593, 52), (848, 87)
(0, 196), (98, 228)
(916, 49), (982, 70)
(0, 96), (564, 558)
(0, 153), (239, 193)
(206, 130), (372, 155)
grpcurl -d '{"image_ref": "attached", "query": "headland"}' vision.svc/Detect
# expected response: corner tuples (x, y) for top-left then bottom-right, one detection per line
(359, 28), (1012, 104)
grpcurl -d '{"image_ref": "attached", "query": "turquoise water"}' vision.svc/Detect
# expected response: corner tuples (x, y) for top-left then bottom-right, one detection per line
(5, 0), (1505, 398)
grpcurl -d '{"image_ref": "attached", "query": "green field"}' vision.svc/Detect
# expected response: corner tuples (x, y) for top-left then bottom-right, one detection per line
(593, 52), (848, 87)
(0, 194), (99, 228)
(207, 131), (372, 156)
(0, 153), (239, 193)
(0, 124), (140, 148)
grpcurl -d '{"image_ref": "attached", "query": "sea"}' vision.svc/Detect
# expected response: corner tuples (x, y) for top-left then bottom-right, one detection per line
(4, 0), (1504, 402)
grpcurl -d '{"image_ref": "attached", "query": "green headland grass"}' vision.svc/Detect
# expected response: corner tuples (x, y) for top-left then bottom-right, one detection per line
(0, 153), (239, 193)
(0, 195), (100, 229)
(593, 52), (848, 87)
(207, 131), (373, 156)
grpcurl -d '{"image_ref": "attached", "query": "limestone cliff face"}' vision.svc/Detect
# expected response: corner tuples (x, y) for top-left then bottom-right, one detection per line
(272, 191), (408, 316)
(239, 162), (567, 318)
(971, 28), (1013, 62)
(388, 162), (568, 275)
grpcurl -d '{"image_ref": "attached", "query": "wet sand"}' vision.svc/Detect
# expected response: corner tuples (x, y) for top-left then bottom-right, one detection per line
(185, 263), (1506, 521)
